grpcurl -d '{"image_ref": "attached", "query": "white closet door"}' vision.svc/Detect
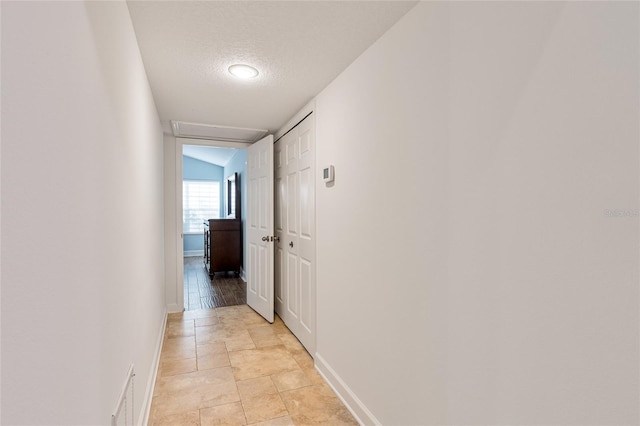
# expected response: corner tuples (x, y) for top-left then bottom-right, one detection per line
(274, 114), (316, 354)
(274, 139), (286, 319)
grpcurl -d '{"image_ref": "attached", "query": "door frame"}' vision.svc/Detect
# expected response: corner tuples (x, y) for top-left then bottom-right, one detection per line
(174, 137), (252, 312)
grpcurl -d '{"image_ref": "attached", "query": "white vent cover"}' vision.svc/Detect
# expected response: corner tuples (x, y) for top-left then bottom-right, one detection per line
(171, 121), (268, 143)
(111, 364), (135, 426)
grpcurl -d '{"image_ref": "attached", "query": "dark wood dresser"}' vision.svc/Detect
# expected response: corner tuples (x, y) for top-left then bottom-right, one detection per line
(204, 218), (241, 277)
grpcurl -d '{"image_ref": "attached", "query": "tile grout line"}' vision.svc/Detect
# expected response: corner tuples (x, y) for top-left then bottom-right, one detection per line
(219, 307), (251, 426)
(193, 319), (199, 372)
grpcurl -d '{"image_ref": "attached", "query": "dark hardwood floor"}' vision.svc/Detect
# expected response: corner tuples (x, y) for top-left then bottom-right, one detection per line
(183, 256), (246, 311)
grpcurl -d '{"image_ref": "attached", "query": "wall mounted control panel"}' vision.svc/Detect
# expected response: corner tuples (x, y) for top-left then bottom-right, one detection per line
(322, 165), (334, 183)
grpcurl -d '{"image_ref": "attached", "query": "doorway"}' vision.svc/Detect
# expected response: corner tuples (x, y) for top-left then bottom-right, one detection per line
(176, 139), (251, 311)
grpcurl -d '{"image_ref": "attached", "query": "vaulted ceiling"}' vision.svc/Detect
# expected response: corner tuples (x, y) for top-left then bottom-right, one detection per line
(183, 145), (238, 167)
(126, 1), (417, 135)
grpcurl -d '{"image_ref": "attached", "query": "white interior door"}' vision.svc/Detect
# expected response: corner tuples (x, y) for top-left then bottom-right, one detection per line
(274, 114), (316, 354)
(246, 134), (275, 323)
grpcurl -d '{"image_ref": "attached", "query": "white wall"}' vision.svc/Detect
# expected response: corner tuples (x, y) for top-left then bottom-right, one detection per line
(2, 2), (165, 424)
(315, 2), (639, 425)
(0, 2), (3, 421)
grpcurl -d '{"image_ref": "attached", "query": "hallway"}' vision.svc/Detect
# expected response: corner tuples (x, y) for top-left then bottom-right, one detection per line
(149, 305), (357, 425)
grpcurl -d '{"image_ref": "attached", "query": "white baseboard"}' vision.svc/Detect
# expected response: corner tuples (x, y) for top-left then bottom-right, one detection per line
(184, 250), (203, 257)
(240, 267), (246, 282)
(314, 353), (380, 426)
(166, 303), (182, 313)
(138, 308), (167, 426)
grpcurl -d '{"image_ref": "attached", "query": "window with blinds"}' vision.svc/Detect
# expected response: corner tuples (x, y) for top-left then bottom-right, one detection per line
(183, 180), (220, 233)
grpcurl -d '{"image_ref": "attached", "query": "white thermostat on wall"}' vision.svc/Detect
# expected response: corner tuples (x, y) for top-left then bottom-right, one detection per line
(322, 165), (335, 183)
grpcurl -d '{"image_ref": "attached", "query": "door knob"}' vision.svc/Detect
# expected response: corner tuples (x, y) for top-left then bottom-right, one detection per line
(261, 236), (269, 242)
(289, 241), (294, 248)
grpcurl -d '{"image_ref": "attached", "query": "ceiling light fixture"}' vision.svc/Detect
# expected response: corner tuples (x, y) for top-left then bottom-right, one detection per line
(228, 64), (259, 79)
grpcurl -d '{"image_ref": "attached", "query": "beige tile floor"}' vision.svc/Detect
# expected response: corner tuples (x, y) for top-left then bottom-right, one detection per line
(149, 305), (358, 425)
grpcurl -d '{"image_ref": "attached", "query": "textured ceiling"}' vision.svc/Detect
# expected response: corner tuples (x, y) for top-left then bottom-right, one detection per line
(126, 1), (417, 134)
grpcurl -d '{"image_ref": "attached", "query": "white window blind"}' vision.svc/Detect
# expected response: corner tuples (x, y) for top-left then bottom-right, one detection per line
(183, 180), (220, 233)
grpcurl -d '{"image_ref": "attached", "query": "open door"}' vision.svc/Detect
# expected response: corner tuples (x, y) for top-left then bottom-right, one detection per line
(246, 134), (275, 323)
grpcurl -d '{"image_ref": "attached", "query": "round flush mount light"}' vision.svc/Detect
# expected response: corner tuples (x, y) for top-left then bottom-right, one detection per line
(228, 64), (259, 79)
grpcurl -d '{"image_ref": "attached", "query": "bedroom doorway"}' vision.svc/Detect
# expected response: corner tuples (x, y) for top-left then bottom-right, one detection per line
(177, 140), (250, 310)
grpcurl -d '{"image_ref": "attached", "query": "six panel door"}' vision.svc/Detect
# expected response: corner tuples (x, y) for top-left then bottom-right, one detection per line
(274, 114), (316, 354)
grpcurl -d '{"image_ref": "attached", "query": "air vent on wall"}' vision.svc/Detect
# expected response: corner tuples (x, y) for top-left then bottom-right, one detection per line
(171, 121), (268, 143)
